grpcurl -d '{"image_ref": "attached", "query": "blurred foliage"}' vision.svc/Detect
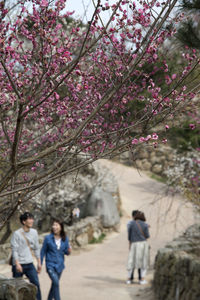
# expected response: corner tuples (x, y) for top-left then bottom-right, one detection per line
(166, 121), (200, 152)
(89, 232), (106, 244)
(150, 173), (167, 183)
(176, 20), (200, 50)
(177, 0), (200, 50)
(180, 0), (200, 10)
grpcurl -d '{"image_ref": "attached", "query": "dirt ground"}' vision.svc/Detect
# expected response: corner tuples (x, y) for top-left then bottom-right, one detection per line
(0, 160), (197, 299)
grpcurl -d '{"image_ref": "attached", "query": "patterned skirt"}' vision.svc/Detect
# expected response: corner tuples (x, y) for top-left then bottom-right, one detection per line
(127, 240), (149, 270)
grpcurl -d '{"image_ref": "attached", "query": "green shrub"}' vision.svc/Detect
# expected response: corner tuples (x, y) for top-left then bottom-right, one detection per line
(89, 233), (106, 244)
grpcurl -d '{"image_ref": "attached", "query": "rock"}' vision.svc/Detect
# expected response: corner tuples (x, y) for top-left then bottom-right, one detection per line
(135, 159), (148, 171)
(141, 159), (151, 171)
(0, 243), (10, 261)
(118, 151), (131, 163)
(0, 278), (37, 300)
(151, 163), (163, 174)
(32, 159), (120, 231)
(118, 145), (178, 178)
(151, 155), (163, 165)
(166, 153), (175, 161)
(76, 233), (88, 247)
(135, 160), (143, 169)
(138, 149), (149, 159)
(184, 224), (200, 238)
(153, 223), (200, 300)
(86, 187), (120, 228)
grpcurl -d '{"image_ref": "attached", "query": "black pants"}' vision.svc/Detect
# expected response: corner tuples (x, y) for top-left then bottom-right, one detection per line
(130, 268), (141, 281)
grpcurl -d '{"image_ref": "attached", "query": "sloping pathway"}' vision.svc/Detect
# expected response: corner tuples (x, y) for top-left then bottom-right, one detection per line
(1, 160), (197, 299)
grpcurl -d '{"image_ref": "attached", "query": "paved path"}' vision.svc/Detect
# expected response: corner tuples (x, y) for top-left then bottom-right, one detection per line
(1, 160), (197, 299)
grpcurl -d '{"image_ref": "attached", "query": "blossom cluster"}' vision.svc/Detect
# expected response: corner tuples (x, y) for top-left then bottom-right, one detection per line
(0, 0), (199, 198)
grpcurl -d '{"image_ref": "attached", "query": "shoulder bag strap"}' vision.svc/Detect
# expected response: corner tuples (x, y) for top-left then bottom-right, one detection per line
(20, 229), (36, 258)
(135, 220), (146, 238)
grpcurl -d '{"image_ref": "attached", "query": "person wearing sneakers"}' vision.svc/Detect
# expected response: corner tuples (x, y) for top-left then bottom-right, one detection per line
(126, 210), (141, 283)
(126, 211), (150, 285)
(40, 219), (71, 300)
(10, 212), (42, 300)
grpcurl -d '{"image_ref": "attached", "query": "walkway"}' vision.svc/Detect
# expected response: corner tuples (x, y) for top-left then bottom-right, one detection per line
(1, 160), (196, 299)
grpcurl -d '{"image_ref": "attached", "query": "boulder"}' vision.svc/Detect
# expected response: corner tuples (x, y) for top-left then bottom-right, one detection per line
(33, 160), (120, 231)
(152, 163), (163, 174)
(86, 187), (120, 228)
(76, 233), (88, 247)
(153, 224), (200, 300)
(140, 159), (151, 171)
(0, 278), (37, 300)
(137, 149), (149, 159)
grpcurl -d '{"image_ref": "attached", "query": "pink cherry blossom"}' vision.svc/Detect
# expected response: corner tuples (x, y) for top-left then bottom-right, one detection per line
(132, 139), (139, 145)
(189, 124), (195, 130)
(0, 0), (198, 226)
(152, 133), (158, 140)
(41, 0), (48, 7)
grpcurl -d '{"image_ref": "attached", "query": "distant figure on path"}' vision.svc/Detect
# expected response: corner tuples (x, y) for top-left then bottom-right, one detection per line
(72, 207), (80, 222)
(127, 211), (150, 285)
(127, 210), (141, 283)
(10, 212), (42, 300)
(40, 219), (71, 300)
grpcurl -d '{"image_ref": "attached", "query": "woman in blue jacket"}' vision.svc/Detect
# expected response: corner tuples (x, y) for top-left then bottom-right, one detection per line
(40, 219), (71, 300)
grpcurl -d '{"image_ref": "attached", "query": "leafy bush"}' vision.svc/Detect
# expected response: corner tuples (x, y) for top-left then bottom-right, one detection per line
(89, 233), (106, 244)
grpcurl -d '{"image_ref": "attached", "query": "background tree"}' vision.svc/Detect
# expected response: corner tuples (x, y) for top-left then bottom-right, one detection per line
(161, 0), (200, 204)
(177, 0), (200, 49)
(0, 0), (199, 230)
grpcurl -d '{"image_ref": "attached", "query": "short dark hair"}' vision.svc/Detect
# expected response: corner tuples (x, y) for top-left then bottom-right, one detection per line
(20, 212), (34, 224)
(132, 210), (139, 218)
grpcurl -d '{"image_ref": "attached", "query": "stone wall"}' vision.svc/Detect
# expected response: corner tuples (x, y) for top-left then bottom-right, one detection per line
(116, 144), (176, 176)
(153, 224), (200, 300)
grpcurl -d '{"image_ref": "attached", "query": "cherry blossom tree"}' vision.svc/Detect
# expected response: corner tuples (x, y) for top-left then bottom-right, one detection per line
(0, 0), (199, 229)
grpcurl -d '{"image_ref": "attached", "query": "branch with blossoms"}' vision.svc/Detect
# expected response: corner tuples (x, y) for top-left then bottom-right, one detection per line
(0, 0), (200, 229)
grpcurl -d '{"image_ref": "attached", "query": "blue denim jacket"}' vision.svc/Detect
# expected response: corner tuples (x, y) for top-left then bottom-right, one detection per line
(40, 233), (70, 273)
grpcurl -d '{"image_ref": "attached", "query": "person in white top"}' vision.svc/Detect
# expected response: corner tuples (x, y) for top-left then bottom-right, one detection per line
(40, 219), (71, 300)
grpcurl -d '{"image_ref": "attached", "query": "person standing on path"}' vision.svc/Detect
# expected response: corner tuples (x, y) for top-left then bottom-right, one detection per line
(127, 210), (141, 283)
(40, 219), (71, 300)
(127, 211), (150, 285)
(10, 212), (42, 300)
